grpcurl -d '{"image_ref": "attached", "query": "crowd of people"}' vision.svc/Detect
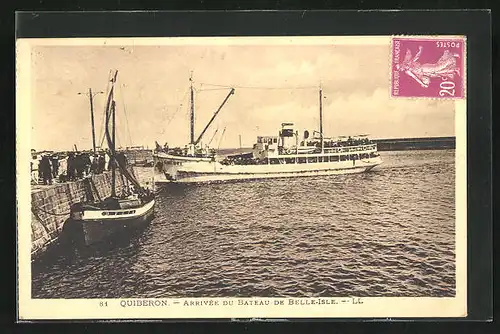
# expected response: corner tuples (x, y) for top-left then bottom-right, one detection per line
(303, 136), (373, 148)
(31, 150), (128, 186)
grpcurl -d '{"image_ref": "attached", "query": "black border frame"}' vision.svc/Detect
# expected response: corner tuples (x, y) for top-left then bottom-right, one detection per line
(14, 10), (492, 323)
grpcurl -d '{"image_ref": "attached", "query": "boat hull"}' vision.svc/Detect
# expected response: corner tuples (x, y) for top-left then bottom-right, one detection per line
(65, 199), (155, 247)
(154, 154), (382, 184)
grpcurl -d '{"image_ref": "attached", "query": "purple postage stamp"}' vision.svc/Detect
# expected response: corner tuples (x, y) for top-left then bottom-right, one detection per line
(391, 37), (465, 98)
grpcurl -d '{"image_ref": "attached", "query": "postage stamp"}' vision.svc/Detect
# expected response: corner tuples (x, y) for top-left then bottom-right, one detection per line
(391, 37), (465, 98)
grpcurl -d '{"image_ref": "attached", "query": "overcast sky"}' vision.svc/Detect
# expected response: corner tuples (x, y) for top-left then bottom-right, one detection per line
(30, 43), (455, 151)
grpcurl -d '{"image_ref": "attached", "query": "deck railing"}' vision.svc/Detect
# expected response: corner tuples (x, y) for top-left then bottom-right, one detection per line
(323, 144), (377, 153)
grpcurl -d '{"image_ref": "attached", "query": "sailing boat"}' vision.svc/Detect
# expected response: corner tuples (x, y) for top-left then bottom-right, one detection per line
(66, 70), (155, 247)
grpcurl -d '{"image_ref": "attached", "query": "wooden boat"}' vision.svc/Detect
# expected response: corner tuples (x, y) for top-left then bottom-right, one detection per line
(66, 70), (155, 247)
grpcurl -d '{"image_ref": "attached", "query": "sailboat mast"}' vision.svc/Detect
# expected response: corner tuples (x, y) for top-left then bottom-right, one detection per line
(78, 88), (103, 152)
(111, 100), (116, 197)
(110, 72), (118, 198)
(89, 88), (97, 153)
(319, 85), (324, 153)
(190, 72), (195, 144)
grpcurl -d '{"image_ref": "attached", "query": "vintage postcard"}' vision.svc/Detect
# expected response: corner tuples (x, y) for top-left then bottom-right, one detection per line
(16, 35), (467, 320)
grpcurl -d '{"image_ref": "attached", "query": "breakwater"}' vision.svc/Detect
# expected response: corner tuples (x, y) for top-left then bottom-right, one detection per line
(373, 137), (455, 151)
(30, 168), (135, 260)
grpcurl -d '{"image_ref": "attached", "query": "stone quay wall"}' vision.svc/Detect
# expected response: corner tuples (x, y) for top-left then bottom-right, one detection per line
(30, 168), (136, 260)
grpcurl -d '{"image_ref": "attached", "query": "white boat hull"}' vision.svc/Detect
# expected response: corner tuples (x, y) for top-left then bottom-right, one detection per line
(65, 199), (155, 246)
(153, 153), (382, 184)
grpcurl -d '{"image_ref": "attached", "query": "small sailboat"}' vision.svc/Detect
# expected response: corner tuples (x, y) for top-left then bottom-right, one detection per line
(66, 70), (155, 247)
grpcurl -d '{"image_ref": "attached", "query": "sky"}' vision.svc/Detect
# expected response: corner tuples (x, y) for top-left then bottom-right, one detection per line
(30, 42), (455, 151)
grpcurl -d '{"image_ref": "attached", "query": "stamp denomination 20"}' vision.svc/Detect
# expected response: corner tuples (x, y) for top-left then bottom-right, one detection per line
(391, 37), (465, 99)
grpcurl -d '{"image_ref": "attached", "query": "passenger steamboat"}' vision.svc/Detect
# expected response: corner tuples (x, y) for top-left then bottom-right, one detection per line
(153, 77), (382, 184)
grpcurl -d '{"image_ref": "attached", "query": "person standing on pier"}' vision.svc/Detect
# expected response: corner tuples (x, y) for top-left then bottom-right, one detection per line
(91, 154), (99, 174)
(37, 154), (43, 183)
(108, 154), (116, 171)
(83, 153), (91, 176)
(116, 152), (127, 168)
(51, 155), (59, 180)
(40, 154), (52, 185)
(37, 156), (43, 184)
(67, 153), (76, 181)
(88, 154), (93, 173)
(98, 153), (105, 173)
(74, 153), (80, 179)
(75, 153), (84, 178)
(104, 150), (111, 171)
(31, 154), (39, 184)
(59, 154), (67, 180)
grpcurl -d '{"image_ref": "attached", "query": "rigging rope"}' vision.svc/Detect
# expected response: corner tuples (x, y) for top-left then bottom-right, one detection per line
(116, 131), (122, 149)
(164, 88), (190, 129)
(31, 207), (54, 237)
(199, 82), (318, 90)
(119, 83), (134, 147)
(104, 95), (145, 194)
(32, 205), (71, 217)
(99, 130), (107, 149)
(217, 126), (227, 150)
(97, 70), (113, 149)
(197, 88), (231, 92)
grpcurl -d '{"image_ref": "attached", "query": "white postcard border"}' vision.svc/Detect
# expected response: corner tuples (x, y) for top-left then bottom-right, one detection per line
(16, 36), (467, 320)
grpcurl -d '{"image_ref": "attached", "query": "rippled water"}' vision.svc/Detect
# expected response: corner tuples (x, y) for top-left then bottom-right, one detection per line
(32, 150), (455, 298)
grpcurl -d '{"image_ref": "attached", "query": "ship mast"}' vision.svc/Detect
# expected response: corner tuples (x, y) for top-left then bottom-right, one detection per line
(187, 73), (235, 148)
(319, 84), (324, 153)
(110, 73), (118, 197)
(103, 70), (119, 198)
(103, 70), (144, 197)
(190, 72), (195, 144)
(111, 101), (116, 197)
(89, 88), (97, 153)
(77, 88), (104, 153)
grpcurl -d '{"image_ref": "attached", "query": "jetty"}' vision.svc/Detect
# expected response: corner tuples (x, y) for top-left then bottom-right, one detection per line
(373, 137), (455, 151)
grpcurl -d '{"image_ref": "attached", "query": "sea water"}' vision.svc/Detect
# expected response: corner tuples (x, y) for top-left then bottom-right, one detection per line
(32, 150), (455, 298)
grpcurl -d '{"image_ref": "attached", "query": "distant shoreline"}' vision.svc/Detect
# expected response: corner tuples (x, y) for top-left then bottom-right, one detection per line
(372, 136), (455, 152)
